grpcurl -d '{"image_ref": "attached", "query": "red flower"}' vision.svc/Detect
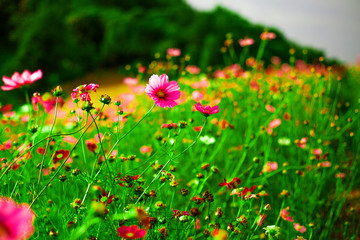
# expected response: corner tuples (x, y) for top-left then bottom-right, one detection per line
(219, 177), (241, 190)
(52, 149), (70, 164)
(117, 225), (146, 239)
(191, 196), (205, 205)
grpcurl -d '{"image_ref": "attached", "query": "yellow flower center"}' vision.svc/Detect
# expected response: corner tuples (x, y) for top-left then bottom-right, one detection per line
(126, 232), (134, 237)
(156, 90), (166, 98)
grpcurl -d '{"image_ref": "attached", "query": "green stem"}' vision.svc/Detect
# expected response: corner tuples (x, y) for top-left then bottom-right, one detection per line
(36, 97), (59, 191)
(135, 117), (207, 204)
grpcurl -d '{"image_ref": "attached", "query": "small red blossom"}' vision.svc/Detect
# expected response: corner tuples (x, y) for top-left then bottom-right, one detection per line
(52, 149), (70, 164)
(161, 123), (178, 130)
(191, 196), (205, 205)
(219, 177), (241, 190)
(117, 225), (147, 239)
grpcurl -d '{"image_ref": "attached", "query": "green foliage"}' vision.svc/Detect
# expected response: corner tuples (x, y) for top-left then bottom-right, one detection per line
(1, 0), (336, 88)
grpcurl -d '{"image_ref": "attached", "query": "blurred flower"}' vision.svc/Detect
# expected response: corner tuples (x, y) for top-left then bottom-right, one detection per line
(211, 229), (228, 240)
(140, 146), (152, 155)
(167, 48), (181, 57)
(1, 70), (42, 91)
(263, 162), (278, 173)
(278, 137), (291, 146)
(192, 91), (204, 102)
(265, 105), (275, 113)
(123, 77), (138, 86)
(294, 223), (306, 233)
(117, 225), (146, 239)
(280, 208), (294, 222)
(238, 38), (254, 47)
(194, 102), (220, 117)
(185, 65), (200, 74)
(200, 136), (215, 145)
(295, 137), (308, 148)
(260, 32), (276, 40)
(0, 197), (35, 240)
(268, 119), (281, 129)
(257, 214), (267, 226)
(264, 225), (280, 238)
(145, 74), (181, 108)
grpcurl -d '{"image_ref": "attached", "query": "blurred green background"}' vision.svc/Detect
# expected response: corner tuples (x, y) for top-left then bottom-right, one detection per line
(0, 0), (345, 104)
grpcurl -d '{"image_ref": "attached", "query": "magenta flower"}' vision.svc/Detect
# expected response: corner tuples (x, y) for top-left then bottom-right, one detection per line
(117, 225), (147, 239)
(0, 197), (35, 240)
(2, 70), (42, 91)
(145, 74), (181, 108)
(71, 84), (99, 102)
(194, 102), (220, 117)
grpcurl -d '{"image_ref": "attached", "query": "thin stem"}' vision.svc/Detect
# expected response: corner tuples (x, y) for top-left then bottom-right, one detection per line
(135, 117), (207, 204)
(36, 97), (59, 191)
(29, 106), (105, 208)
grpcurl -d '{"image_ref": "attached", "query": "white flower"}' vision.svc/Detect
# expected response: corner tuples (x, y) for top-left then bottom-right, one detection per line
(200, 135), (215, 145)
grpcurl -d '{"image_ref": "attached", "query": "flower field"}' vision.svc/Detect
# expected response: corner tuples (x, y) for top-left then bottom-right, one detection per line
(0, 36), (359, 240)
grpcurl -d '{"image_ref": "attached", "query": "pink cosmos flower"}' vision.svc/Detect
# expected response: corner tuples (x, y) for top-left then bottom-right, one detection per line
(194, 102), (220, 117)
(0, 197), (35, 240)
(145, 74), (181, 108)
(280, 208), (294, 222)
(260, 32), (276, 40)
(2, 70), (42, 91)
(71, 84), (99, 102)
(294, 223), (306, 233)
(117, 225), (147, 239)
(238, 38), (254, 47)
(167, 48), (181, 57)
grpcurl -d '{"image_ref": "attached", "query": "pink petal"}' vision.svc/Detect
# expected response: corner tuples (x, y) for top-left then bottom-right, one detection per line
(30, 70), (43, 82)
(2, 76), (17, 86)
(1, 85), (17, 91)
(149, 74), (161, 89)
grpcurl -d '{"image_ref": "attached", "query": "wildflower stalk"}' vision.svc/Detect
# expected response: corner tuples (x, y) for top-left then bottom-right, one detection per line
(0, 114), (90, 181)
(135, 117), (207, 204)
(256, 40), (267, 63)
(89, 112), (113, 177)
(29, 105), (105, 208)
(274, 198), (285, 226)
(36, 97), (59, 191)
(106, 103), (155, 161)
(239, 46), (249, 68)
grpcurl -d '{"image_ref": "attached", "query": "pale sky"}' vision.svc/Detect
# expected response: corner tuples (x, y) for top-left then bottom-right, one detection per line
(186, 0), (360, 64)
